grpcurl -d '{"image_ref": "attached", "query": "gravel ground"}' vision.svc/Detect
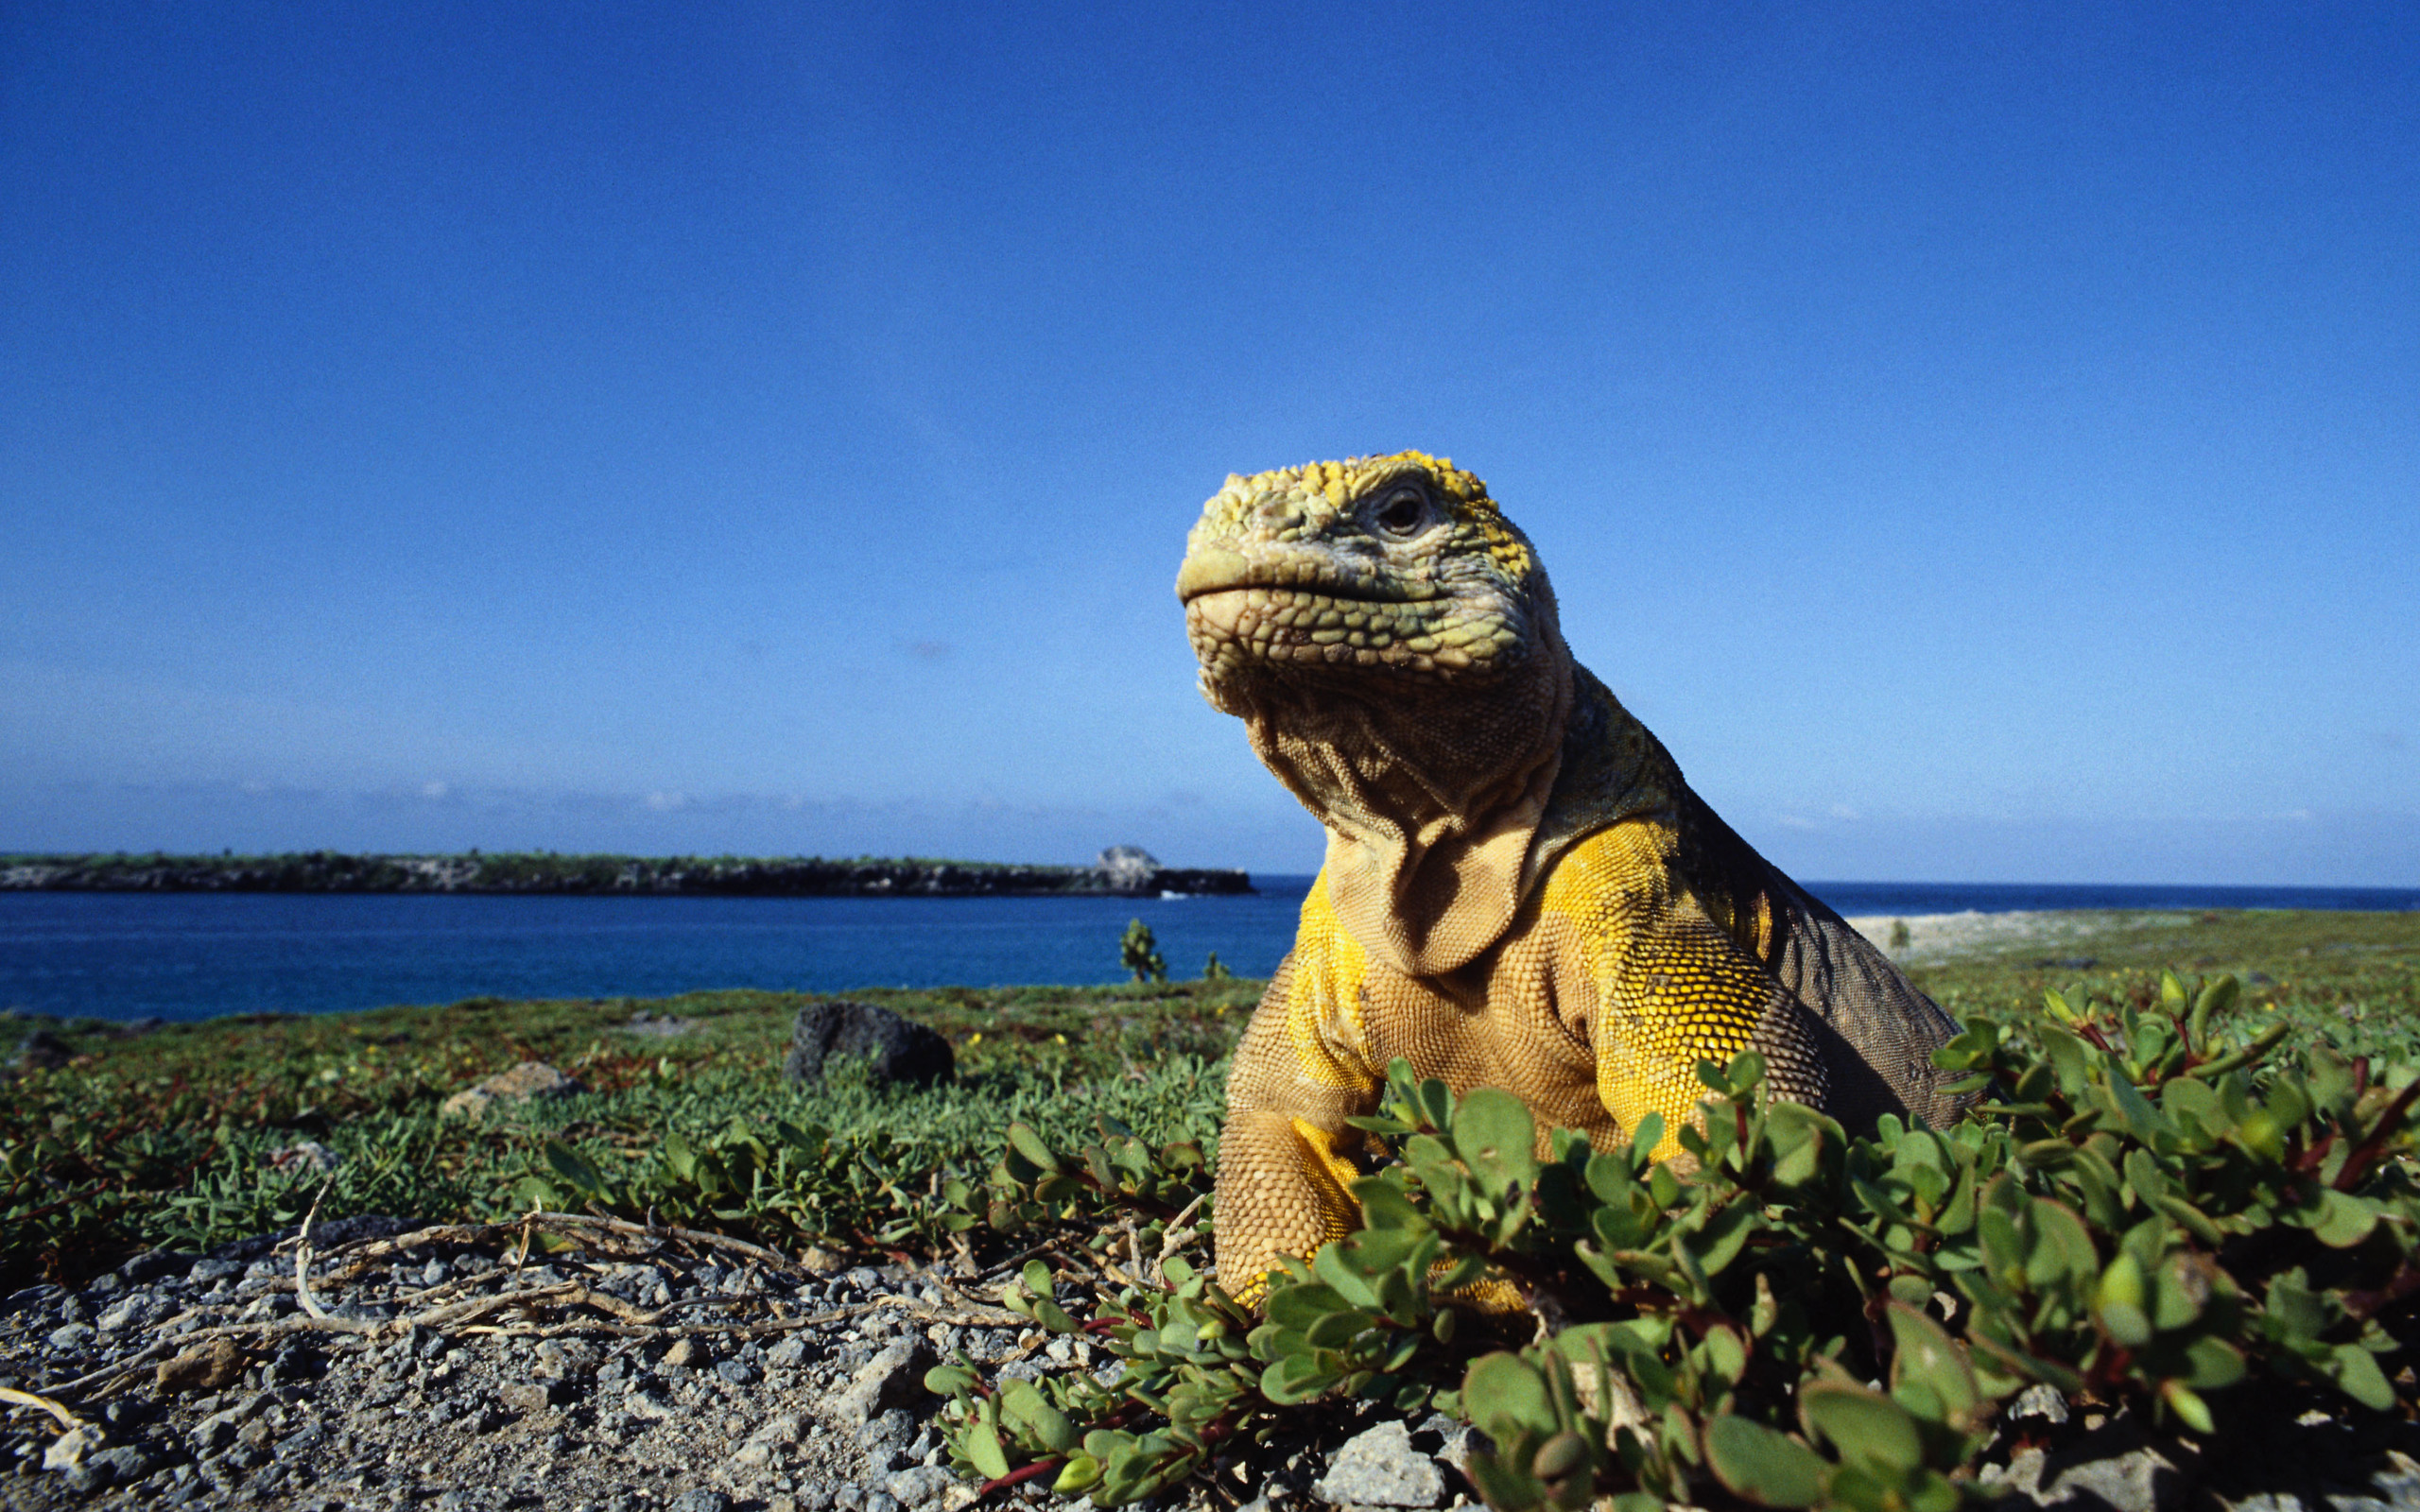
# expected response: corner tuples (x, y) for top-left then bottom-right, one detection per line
(0, 1215), (1475, 1512)
(8, 1211), (2418, 1512)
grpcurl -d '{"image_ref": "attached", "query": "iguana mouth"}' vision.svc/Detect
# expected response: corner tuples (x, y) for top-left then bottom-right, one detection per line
(1174, 546), (1425, 606)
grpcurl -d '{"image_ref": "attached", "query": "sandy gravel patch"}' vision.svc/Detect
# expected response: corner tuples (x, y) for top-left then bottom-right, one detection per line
(1841, 910), (2111, 965)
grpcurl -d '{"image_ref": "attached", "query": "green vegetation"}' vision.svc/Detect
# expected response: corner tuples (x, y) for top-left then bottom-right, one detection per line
(7, 906), (2418, 1510)
(933, 911), (2420, 1510)
(1, 977), (1258, 1292)
(1122, 919), (1169, 984)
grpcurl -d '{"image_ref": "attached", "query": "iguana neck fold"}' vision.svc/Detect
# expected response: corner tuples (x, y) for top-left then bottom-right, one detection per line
(1233, 620), (1574, 977)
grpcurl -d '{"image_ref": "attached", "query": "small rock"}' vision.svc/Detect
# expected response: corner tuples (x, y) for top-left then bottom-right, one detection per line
(158, 1337), (248, 1394)
(46, 1320), (94, 1349)
(717, 1359), (757, 1384)
(75, 1443), (152, 1490)
(670, 1492), (734, 1512)
(1414, 1413), (1486, 1475)
(2009, 1383), (2071, 1426)
(833, 1338), (934, 1427)
(499, 1381), (557, 1414)
(15, 1027), (74, 1070)
(1312, 1420), (1448, 1508)
(266, 1140), (343, 1176)
(95, 1296), (147, 1331)
(118, 1249), (198, 1285)
(43, 1422), (103, 1470)
(440, 1059), (582, 1120)
(735, 1440), (779, 1470)
(886, 1467), (959, 1508)
(768, 1335), (812, 1367)
(784, 1002), (953, 1090)
(627, 1386), (678, 1420)
(663, 1337), (701, 1370)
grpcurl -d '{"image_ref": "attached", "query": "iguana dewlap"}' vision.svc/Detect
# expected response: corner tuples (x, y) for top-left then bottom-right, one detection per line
(1177, 452), (1969, 1298)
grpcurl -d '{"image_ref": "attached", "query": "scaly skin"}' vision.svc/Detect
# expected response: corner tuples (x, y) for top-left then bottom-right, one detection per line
(1180, 452), (1968, 1300)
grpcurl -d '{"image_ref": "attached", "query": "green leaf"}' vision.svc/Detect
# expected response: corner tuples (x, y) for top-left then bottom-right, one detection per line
(1704, 1416), (1828, 1508)
(1259, 1351), (1335, 1406)
(1007, 1123), (1063, 1175)
(1454, 1089), (1540, 1194)
(1054, 1454), (1103, 1494)
(1001, 1379), (1077, 1452)
(1800, 1383), (1924, 1474)
(2313, 1190), (2378, 1249)
(2330, 1344), (2395, 1412)
(1629, 1112), (1667, 1167)
(2152, 1193), (2224, 1249)
(2181, 1334), (2246, 1391)
(1886, 1303), (1978, 1422)
(2095, 1252), (2153, 1347)
(965, 1422), (1011, 1482)
(2161, 1380), (2214, 1435)
(1463, 1352), (1556, 1441)
(1266, 1282), (1351, 1332)
(1530, 1432), (1588, 1481)
(542, 1141), (604, 1193)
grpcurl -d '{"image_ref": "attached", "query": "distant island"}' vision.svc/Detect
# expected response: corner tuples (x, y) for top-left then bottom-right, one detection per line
(0, 845), (1252, 898)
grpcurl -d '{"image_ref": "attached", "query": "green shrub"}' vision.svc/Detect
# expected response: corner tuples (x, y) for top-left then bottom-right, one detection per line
(934, 971), (2420, 1510)
(1121, 919), (1168, 984)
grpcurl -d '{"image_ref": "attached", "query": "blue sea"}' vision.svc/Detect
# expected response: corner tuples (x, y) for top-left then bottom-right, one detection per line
(1, 879), (2412, 1024)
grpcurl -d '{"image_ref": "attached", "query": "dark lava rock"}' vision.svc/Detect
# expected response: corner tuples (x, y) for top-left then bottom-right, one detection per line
(16, 1027), (74, 1069)
(784, 1002), (953, 1090)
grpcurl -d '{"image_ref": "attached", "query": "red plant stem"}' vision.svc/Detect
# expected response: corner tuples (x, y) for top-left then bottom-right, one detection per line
(2290, 1130), (2339, 1177)
(975, 1458), (1065, 1501)
(2334, 1078), (2420, 1193)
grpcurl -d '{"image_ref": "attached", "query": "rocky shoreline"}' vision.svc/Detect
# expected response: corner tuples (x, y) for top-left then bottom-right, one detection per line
(0, 849), (1252, 901)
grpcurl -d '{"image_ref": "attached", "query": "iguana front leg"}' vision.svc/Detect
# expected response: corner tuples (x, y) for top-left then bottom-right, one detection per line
(1540, 823), (1830, 1163)
(1213, 925), (1382, 1301)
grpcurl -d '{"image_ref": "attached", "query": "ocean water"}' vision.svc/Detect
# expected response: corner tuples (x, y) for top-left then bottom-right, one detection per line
(0, 878), (2410, 1024)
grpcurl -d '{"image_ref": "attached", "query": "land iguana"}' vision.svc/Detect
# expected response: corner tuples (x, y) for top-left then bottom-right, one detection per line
(1176, 451), (1969, 1298)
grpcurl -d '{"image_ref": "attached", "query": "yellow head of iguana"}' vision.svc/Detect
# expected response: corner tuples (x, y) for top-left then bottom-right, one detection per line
(1177, 452), (1576, 977)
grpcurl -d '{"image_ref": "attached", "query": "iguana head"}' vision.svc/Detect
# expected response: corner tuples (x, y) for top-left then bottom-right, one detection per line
(1177, 452), (1575, 976)
(1176, 452), (1554, 698)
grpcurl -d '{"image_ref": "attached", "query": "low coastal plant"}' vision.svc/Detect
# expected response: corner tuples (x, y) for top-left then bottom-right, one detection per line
(0, 980), (1253, 1289)
(930, 971), (2420, 1510)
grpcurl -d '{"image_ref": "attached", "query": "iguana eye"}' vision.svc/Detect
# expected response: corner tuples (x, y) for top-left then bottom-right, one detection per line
(1369, 487), (1428, 540)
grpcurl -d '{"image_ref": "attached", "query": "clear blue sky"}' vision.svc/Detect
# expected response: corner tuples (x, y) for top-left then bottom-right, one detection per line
(3, 3), (2413, 885)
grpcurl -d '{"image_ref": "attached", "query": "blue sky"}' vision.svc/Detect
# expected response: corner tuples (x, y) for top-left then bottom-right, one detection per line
(3, 3), (2413, 885)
